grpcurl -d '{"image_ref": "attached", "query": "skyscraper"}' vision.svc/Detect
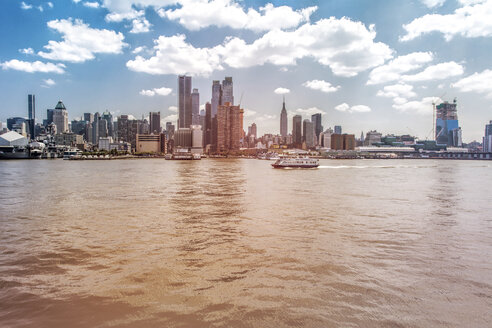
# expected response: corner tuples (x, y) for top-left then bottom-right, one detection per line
(334, 125), (342, 135)
(292, 115), (302, 147)
(191, 88), (200, 125)
(303, 119), (315, 148)
(204, 102), (212, 146)
(435, 99), (462, 147)
(250, 122), (257, 139)
(222, 77), (234, 105)
(52, 101), (68, 134)
(216, 102), (241, 152)
(280, 97), (287, 137)
(149, 111), (161, 134)
(211, 80), (221, 117)
(178, 75), (192, 128)
(311, 113), (323, 143)
(483, 120), (492, 153)
(28, 94), (35, 139)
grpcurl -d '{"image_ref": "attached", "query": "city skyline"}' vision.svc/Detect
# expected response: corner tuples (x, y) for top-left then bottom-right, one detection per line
(1, 0), (492, 141)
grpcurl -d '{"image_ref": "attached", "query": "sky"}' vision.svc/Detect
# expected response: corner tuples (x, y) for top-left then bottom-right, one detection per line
(1, 0), (492, 142)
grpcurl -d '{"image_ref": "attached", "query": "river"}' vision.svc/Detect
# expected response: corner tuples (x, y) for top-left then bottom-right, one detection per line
(0, 159), (491, 327)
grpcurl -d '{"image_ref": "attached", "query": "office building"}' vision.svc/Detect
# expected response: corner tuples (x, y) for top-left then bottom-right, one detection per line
(280, 97), (288, 137)
(175, 128), (192, 149)
(211, 80), (221, 117)
(52, 101), (69, 134)
(248, 123), (257, 139)
(303, 119), (315, 148)
(83, 113), (94, 124)
(311, 113), (323, 143)
(178, 75), (192, 128)
(364, 130), (382, 146)
(217, 102), (241, 152)
(222, 77), (234, 105)
(334, 125), (342, 135)
(190, 125), (203, 154)
(204, 102), (212, 146)
(436, 100), (462, 147)
(483, 121), (492, 152)
(28, 94), (35, 139)
(136, 134), (166, 153)
(322, 128), (333, 149)
(191, 89), (200, 125)
(149, 111), (161, 134)
(292, 115), (302, 147)
(331, 134), (355, 150)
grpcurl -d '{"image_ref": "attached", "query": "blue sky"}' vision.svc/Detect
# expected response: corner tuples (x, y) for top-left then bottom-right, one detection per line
(1, 0), (492, 141)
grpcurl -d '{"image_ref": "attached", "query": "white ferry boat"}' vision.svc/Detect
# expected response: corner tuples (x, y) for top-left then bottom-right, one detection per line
(63, 149), (82, 160)
(271, 157), (319, 168)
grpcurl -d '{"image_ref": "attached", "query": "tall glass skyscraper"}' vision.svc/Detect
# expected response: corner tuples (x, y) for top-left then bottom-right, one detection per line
(28, 94), (35, 139)
(178, 75), (192, 128)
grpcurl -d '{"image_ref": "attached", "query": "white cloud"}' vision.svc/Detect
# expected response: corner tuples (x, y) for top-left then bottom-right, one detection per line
(367, 52), (433, 85)
(47, 2), (54, 8)
(132, 46), (146, 54)
(303, 79), (340, 93)
(401, 61), (464, 82)
(274, 87), (290, 94)
(296, 107), (325, 115)
(452, 69), (492, 98)
(42, 78), (56, 87)
(168, 105), (178, 112)
(105, 10), (143, 22)
(83, 2), (100, 8)
(19, 48), (34, 55)
(334, 103), (371, 113)
(73, 0), (82, 3)
(392, 97), (440, 115)
(256, 114), (276, 121)
(128, 17), (392, 77)
(139, 86), (172, 96)
(130, 17), (151, 33)
(163, 114), (177, 122)
(420, 0), (446, 8)
(377, 83), (417, 99)
(20, 2), (32, 10)
(244, 109), (256, 117)
(38, 5), (44, 12)
(401, 0), (492, 41)
(126, 34), (223, 76)
(0, 60), (65, 74)
(38, 18), (128, 63)
(159, 0), (317, 32)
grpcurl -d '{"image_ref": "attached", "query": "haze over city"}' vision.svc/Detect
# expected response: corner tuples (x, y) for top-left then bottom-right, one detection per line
(1, 0), (492, 141)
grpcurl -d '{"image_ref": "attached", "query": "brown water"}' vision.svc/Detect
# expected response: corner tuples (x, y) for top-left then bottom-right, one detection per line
(0, 159), (491, 327)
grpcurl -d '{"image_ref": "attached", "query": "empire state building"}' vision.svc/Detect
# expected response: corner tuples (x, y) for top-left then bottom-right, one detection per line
(280, 97), (288, 137)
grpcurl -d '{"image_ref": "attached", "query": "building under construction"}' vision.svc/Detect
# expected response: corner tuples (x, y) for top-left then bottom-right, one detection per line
(435, 99), (462, 147)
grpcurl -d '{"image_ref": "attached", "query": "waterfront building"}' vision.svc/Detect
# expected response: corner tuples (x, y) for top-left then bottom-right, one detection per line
(98, 137), (113, 151)
(149, 112), (161, 134)
(191, 89), (200, 125)
(292, 115), (302, 147)
(311, 113), (323, 144)
(222, 77), (234, 105)
(190, 125), (203, 154)
(28, 94), (35, 140)
(136, 134), (166, 153)
(322, 128), (333, 149)
(280, 97), (288, 137)
(303, 119), (315, 149)
(54, 132), (84, 146)
(0, 131), (28, 147)
(52, 101), (69, 134)
(217, 102), (241, 152)
(175, 128), (192, 149)
(334, 125), (342, 135)
(178, 75), (192, 128)
(331, 134), (355, 150)
(364, 130), (382, 146)
(483, 120), (492, 152)
(436, 100), (462, 147)
(6, 117), (27, 132)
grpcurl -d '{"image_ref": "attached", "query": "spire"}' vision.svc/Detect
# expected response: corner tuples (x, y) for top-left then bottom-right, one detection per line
(282, 95), (286, 111)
